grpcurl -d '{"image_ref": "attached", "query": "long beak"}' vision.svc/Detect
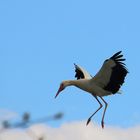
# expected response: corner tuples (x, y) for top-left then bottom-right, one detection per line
(55, 86), (63, 98)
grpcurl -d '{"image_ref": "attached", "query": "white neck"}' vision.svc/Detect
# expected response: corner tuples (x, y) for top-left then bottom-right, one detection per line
(63, 80), (77, 87)
(63, 79), (89, 88)
(62, 79), (93, 94)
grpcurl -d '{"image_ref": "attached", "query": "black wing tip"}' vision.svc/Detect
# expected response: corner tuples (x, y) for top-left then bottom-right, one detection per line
(115, 51), (122, 55)
(114, 51), (122, 56)
(116, 58), (126, 61)
(111, 51), (127, 64)
(110, 51), (122, 59)
(110, 51), (129, 73)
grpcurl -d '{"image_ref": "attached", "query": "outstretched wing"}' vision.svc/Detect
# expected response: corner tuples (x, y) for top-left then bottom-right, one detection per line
(92, 51), (128, 93)
(74, 63), (92, 79)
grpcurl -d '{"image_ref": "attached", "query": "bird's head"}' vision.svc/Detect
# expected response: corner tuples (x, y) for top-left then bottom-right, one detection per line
(55, 81), (72, 98)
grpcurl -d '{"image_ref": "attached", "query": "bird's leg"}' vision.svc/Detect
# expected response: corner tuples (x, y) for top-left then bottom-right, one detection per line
(86, 96), (103, 125)
(99, 96), (108, 129)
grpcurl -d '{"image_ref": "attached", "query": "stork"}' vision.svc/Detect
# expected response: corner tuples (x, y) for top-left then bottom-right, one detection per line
(55, 51), (128, 128)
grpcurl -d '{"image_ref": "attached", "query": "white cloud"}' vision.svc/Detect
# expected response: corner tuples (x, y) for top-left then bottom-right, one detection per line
(0, 121), (140, 140)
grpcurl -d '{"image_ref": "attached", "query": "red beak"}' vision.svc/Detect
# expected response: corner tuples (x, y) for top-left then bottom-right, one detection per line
(55, 85), (64, 98)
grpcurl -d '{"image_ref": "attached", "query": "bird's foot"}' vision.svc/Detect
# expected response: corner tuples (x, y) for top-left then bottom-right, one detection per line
(101, 121), (104, 129)
(86, 118), (91, 126)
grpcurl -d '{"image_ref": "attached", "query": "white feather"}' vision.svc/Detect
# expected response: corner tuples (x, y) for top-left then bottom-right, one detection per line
(75, 64), (92, 79)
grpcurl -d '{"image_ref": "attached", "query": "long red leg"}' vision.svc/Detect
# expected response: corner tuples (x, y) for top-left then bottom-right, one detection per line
(86, 96), (103, 125)
(99, 96), (108, 128)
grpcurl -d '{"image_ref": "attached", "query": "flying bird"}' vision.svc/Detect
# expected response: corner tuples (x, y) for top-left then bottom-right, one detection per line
(55, 51), (128, 128)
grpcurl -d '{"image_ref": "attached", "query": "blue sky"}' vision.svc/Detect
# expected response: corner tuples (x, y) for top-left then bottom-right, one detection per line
(0, 0), (140, 128)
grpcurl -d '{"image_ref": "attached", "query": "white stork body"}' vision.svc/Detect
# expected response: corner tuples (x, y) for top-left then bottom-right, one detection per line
(55, 51), (128, 128)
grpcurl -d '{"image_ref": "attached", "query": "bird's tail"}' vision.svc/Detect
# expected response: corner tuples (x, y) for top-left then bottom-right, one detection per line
(117, 90), (123, 94)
